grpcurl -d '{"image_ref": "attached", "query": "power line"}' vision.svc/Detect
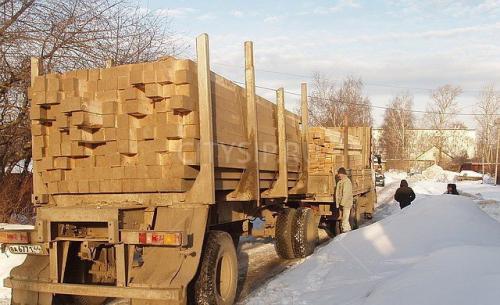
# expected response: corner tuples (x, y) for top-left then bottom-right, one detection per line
(213, 62), (311, 79)
(213, 62), (487, 93)
(233, 80), (500, 117)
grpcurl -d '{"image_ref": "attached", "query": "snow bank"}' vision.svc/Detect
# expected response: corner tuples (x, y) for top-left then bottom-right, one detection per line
(244, 195), (500, 305)
(483, 173), (496, 185)
(384, 170), (407, 185)
(453, 183), (500, 223)
(458, 183), (500, 202)
(459, 170), (482, 178)
(421, 164), (458, 182)
(362, 245), (500, 305)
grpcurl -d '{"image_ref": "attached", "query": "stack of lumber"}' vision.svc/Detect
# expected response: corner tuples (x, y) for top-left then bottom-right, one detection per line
(350, 169), (375, 194)
(29, 57), (302, 196)
(307, 126), (373, 196)
(307, 127), (367, 175)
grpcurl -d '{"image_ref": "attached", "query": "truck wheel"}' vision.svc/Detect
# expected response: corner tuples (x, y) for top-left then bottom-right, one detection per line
(274, 208), (297, 259)
(230, 232), (240, 250)
(292, 207), (318, 258)
(333, 220), (341, 236)
(193, 231), (238, 305)
(350, 205), (360, 230)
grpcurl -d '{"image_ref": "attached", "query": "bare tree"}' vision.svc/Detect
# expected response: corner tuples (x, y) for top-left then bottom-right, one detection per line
(0, 0), (183, 221)
(309, 72), (372, 127)
(426, 84), (463, 165)
(475, 85), (499, 173)
(380, 92), (415, 160)
(309, 72), (337, 126)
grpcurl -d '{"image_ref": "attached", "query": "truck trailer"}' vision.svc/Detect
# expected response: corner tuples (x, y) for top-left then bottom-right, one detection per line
(0, 34), (376, 305)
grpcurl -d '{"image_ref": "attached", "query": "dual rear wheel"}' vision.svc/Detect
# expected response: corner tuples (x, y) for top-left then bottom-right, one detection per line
(275, 207), (319, 259)
(192, 208), (319, 305)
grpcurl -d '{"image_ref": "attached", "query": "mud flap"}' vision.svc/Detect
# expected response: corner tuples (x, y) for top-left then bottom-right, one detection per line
(129, 205), (209, 305)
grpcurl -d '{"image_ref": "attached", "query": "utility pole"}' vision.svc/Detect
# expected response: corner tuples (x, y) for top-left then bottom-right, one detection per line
(495, 118), (500, 185)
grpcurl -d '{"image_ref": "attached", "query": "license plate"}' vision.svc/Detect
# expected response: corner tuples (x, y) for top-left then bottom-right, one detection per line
(7, 244), (43, 255)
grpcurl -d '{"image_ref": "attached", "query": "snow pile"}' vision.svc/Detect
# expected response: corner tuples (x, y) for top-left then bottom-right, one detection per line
(457, 183), (500, 202)
(453, 183), (500, 223)
(483, 173), (496, 185)
(421, 164), (458, 182)
(383, 170), (407, 185)
(244, 196), (500, 305)
(459, 170), (482, 178)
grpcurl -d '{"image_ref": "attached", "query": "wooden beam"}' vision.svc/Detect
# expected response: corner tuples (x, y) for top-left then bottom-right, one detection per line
(227, 41), (260, 202)
(343, 115), (350, 169)
(115, 244), (126, 287)
(30, 57), (41, 85)
(290, 83), (309, 194)
(301, 83), (309, 169)
(262, 88), (288, 198)
(185, 33), (215, 204)
(49, 242), (59, 283)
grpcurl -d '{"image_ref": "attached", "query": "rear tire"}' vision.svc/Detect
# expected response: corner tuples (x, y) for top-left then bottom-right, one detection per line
(328, 219), (342, 237)
(292, 207), (318, 258)
(350, 205), (360, 230)
(230, 232), (240, 250)
(274, 208), (297, 259)
(193, 231), (238, 305)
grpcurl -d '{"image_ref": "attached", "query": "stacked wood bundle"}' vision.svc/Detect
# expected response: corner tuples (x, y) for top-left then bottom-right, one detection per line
(30, 57), (302, 196)
(307, 126), (373, 196)
(307, 127), (368, 175)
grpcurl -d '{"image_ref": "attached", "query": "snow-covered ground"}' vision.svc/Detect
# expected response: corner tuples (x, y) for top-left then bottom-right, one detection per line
(244, 168), (500, 305)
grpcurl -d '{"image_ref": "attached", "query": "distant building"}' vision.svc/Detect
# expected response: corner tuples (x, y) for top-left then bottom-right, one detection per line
(373, 128), (476, 171)
(415, 146), (453, 163)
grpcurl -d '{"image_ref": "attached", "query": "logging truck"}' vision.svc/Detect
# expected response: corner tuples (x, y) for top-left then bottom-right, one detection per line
(0, 34), (375, 305)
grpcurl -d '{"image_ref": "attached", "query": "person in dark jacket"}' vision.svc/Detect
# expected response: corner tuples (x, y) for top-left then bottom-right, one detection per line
(394, 180), (416, 209)
(446, 183), (459, 195)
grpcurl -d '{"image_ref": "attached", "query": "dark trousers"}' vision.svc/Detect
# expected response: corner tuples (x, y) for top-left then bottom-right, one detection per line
(399, 202), (411, 209)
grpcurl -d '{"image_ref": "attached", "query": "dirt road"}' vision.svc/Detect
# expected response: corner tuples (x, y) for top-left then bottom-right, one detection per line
(235, 240), (298, 302)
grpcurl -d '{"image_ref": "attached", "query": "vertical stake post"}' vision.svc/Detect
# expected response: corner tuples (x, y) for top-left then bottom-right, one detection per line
(227, 41), (261, 202)
(244, 41), (260, 202)
(185, 33), (215, 204)
(262, 88), (288, 198)
(344, 115), (350, 169)
(301, 83), (309, 178)
(495, 119), (500, 185)
(289, 83), (309, 194)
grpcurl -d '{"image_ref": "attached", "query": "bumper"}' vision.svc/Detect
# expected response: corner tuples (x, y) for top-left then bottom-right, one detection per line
(5, 277), (182, 301)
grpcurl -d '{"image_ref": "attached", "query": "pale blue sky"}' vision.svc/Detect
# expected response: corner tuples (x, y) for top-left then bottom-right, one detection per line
(140, 0), (500, 127)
